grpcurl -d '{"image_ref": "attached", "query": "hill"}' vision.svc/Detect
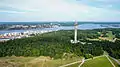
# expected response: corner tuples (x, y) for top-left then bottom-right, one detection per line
(0, 28), (120, 67)
(0, 29), (120, 59)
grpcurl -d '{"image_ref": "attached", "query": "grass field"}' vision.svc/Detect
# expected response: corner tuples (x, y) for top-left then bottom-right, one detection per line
(81, 56), (113, 67)
(0, 56), (82, 67)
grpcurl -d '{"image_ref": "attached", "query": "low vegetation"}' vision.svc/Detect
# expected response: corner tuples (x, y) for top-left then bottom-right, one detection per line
(0, 56), (82, 67)
(0, 56), (36, 67)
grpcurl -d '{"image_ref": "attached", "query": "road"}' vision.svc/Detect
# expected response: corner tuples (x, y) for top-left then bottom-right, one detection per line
(105, 55), (116, 67)
(59, 60), (82, 67)
(78, 58), (85, 67)
(110, 56), (120, 65)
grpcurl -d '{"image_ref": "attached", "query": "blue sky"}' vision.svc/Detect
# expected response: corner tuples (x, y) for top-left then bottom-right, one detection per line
(0, 0), (120, 22)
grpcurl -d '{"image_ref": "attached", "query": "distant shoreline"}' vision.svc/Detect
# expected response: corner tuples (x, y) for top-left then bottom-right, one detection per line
(0, 22), (120, 25)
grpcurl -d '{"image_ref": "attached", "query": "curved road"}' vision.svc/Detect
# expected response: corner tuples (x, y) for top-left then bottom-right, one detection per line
(59, 60), (82, 67)
(110, 57), (120, 65)
(105, 55), (116, 67)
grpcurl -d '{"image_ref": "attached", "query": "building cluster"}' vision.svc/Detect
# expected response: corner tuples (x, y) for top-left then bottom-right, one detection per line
(0, 23), (60, 42)
(8, 24), (60, 30)
(0, 29), (59, 42)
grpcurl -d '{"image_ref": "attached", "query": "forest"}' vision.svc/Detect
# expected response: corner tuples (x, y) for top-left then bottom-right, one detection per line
(0, 28), (120, 59)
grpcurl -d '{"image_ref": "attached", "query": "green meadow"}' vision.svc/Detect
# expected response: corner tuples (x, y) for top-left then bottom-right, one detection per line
(81, 56), (113, 67)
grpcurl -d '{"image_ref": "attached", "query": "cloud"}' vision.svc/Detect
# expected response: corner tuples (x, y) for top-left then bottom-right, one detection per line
(96, 0), (120, 3)
(77, 0), (120, 11)
(0, 0), (120, 21)
(0, 10), (25, 14)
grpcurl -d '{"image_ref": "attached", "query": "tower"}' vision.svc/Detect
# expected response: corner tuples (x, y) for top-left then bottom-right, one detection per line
(71, 20), (79, 43)
(74, 20), (78, 43)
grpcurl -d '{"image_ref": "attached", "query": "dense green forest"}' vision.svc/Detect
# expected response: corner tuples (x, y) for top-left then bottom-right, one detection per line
(0, 28), (120, 59)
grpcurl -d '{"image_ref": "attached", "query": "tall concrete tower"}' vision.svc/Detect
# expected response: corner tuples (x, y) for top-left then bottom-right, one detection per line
(74, 20), (78, 43)
(71, 21), (79, 43)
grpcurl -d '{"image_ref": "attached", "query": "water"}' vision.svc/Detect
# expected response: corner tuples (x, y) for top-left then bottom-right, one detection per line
(0, 22), (48, 25)
(1, 22), (120, 25)
(0, 22), (120, 34)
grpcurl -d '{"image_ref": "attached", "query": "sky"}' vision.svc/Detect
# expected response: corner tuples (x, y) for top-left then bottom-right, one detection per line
(0, 0), (120, 22)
